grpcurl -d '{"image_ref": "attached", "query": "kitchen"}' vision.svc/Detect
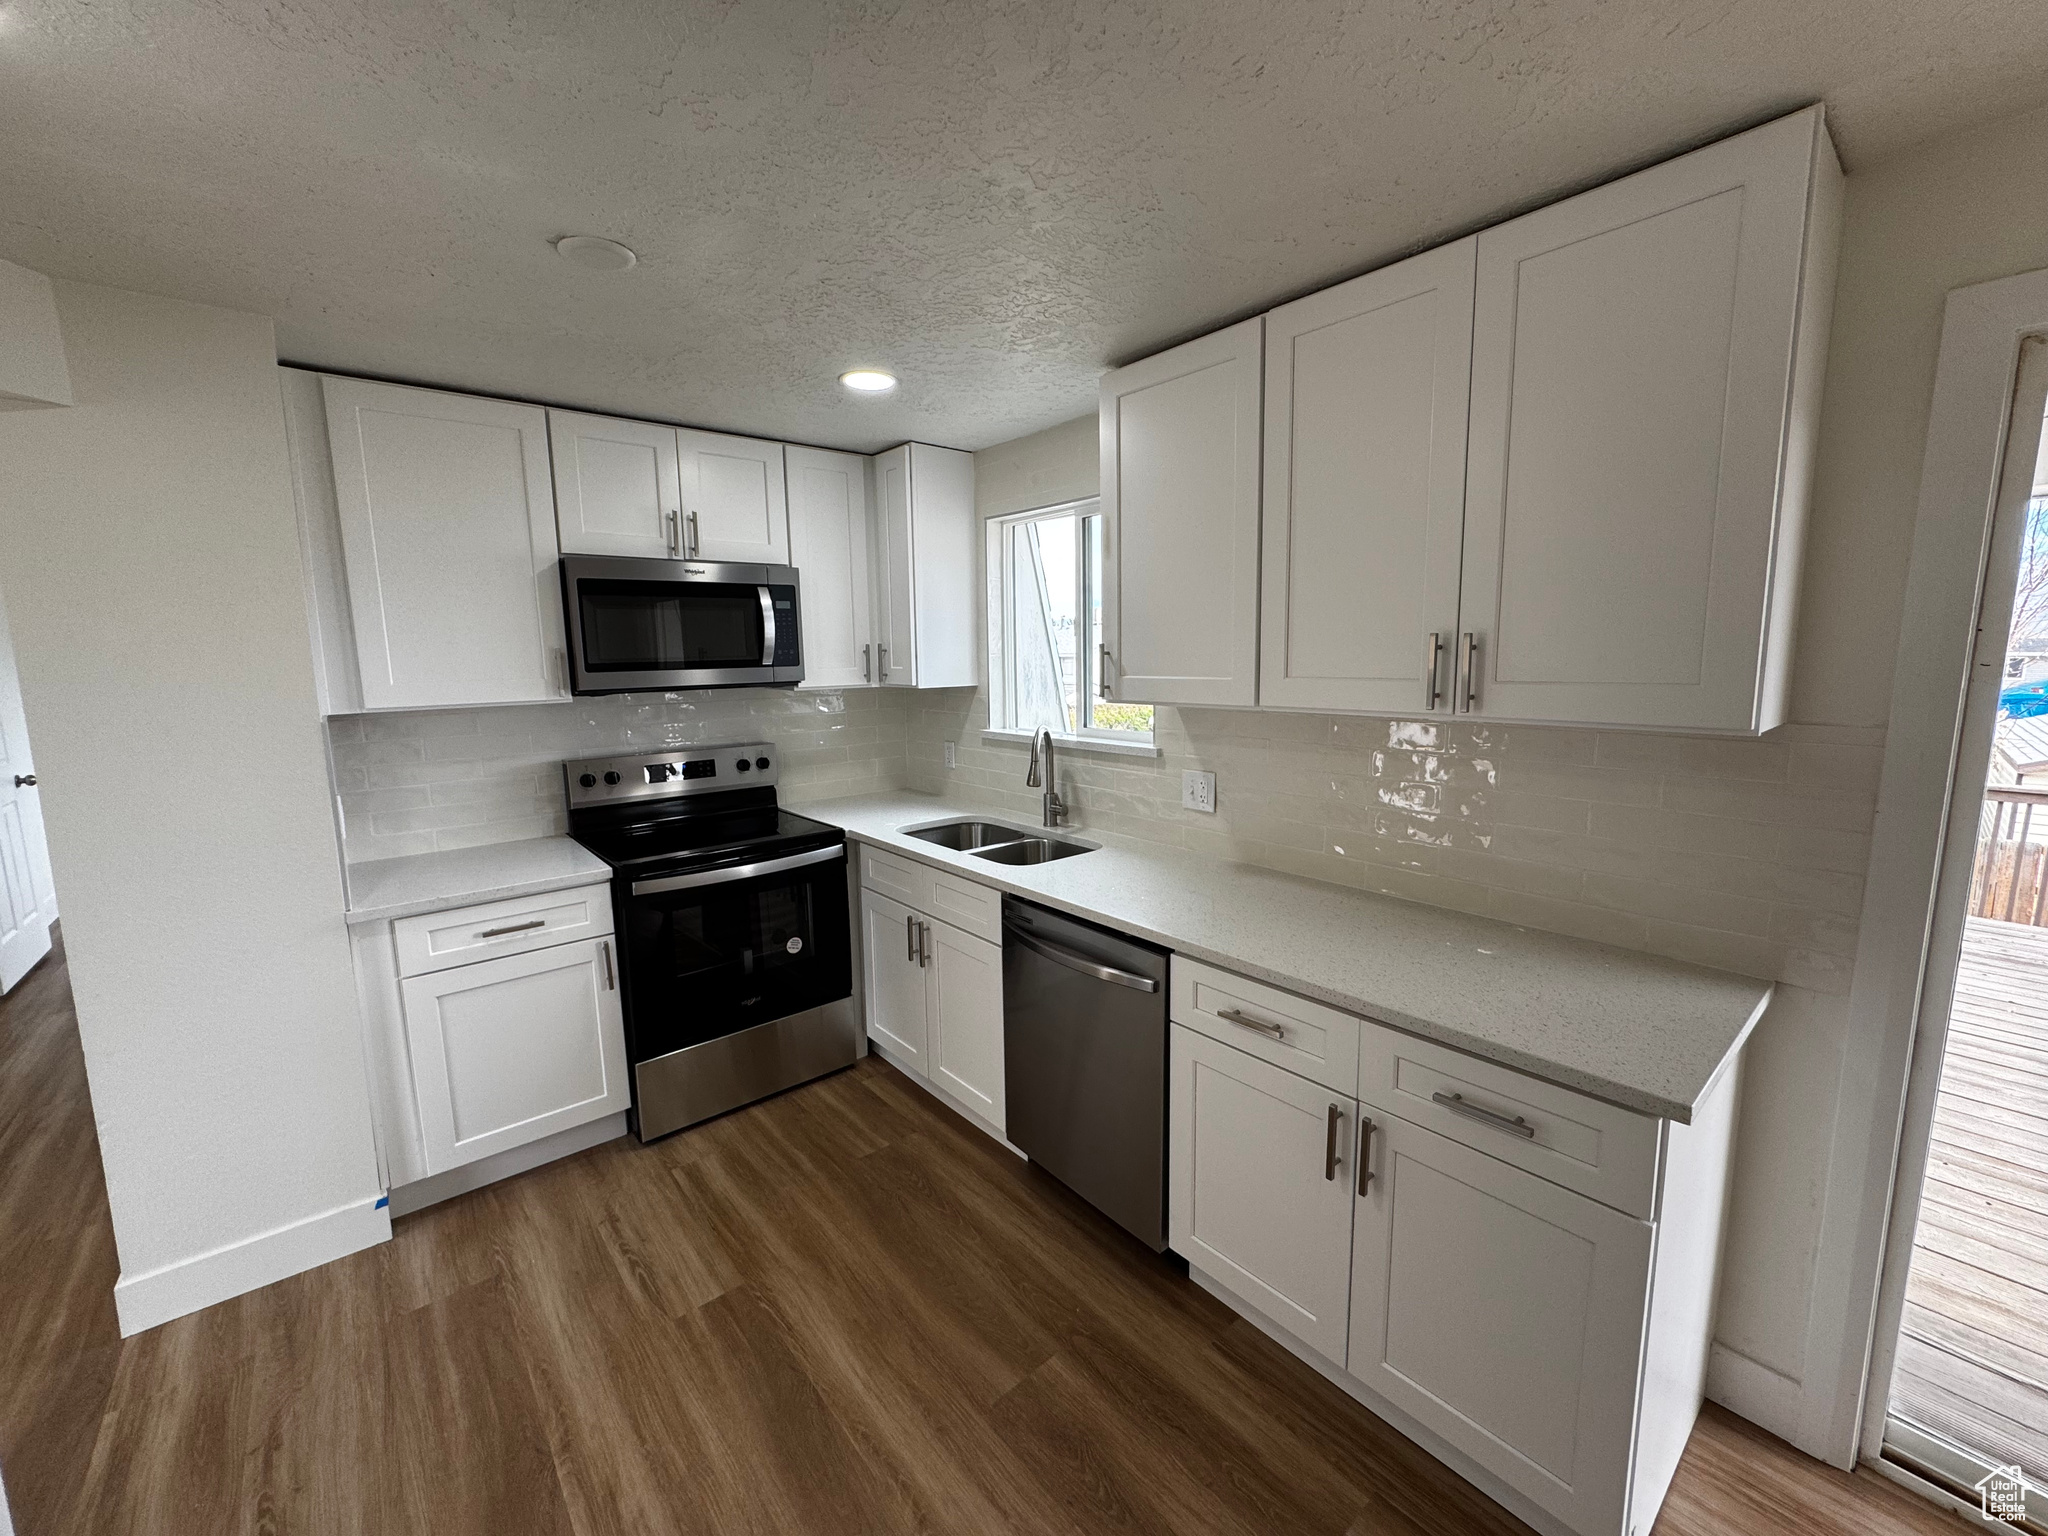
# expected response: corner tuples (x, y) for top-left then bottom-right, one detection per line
(1, 7), (2045, 1534)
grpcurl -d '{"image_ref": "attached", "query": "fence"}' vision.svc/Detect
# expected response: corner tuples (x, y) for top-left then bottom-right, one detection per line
(1969, 785), (2048, 925)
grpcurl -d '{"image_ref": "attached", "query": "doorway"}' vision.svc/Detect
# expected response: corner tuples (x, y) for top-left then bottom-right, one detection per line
(1881, 351), (2048, 1528)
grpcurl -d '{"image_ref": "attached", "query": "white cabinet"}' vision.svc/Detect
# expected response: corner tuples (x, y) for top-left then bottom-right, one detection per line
(548, 408), (684, 559)
(1099, 317), (1263, 707)
(861, 886), (930, 1068)
(926, 918), (1005, 1128)
(1169, 1025), (1357, 1363)
(785, 445), (877, 689)
(1456, 105), (1839, 732)
(1260, 240), (1475, 715)
(1347, 1113), (1652, 1535)
(318, 375), (567, 710)
(871, 443), (976, 688)
(677, 427), (788, 564)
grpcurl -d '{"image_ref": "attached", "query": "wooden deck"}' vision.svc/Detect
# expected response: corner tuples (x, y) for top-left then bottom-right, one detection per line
(1893, 915), (2048, 1484)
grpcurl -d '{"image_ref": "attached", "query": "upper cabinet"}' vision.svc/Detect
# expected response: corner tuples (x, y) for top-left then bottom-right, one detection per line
(785, 445), (877, 689)
(549, 409), (683, 559)
(316, 375), (568, 711)
(678, 427), (789, 565)
(1457, 107), (1840, 733)
(1261, 240), (1475, 715)
(1100, 317), (1263, 708)
(872, 442), (976, 689)
(1098, 105), (1840, 736)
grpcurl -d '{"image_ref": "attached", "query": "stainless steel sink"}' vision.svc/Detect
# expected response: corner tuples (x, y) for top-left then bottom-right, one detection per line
(971, 837), (1092, 865)
(904, 819), (1034, 851)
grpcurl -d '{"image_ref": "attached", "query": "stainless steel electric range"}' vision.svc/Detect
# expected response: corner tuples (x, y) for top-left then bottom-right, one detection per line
(564, 743), (856, 1141)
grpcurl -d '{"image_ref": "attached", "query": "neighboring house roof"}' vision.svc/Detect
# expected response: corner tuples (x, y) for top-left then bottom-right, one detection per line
(2000, 715), (2048, 772)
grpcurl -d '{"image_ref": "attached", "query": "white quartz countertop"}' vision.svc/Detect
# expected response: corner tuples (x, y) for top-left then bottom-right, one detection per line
(803, 791), (1772, 1123)
(343, 837), (613, 926)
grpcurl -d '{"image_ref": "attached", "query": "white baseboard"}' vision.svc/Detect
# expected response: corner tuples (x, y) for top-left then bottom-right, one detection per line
(1705, 1341), (1806, 1444)
(388, 1111), (626, 1217)
(866, 1037), (1024, 1157)
(113, 1194), (391, 1337)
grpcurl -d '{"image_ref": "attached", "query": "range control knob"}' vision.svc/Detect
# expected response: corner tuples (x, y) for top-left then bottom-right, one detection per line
(755, 756), (770, 770)
(602, 770), (622, 786)
(735, 758), (751, 772)
(577, 773), (597, 789)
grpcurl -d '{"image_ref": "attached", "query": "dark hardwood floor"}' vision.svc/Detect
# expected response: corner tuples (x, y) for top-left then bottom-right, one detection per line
(0, 926), (1974, 1535)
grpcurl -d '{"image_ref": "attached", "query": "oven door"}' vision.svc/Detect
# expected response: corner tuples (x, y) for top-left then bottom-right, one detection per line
(615, 844), (851, 1064)
(563, 554), (803, 692)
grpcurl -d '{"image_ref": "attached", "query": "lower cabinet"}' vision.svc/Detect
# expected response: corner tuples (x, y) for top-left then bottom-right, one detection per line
(1348, 1112), (1653, 1535)
(859, 880), (1005, 1133)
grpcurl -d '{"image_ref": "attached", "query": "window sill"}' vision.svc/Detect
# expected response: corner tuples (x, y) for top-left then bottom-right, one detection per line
(981, 728), (1162, 760)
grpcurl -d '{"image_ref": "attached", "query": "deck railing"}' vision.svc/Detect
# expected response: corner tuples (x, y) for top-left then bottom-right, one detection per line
(1969, 785), (2048, 925)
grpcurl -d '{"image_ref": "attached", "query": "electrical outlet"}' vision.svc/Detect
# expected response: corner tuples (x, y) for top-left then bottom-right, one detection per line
(1182, 769), (1217, 814)
(944, 740), (957, 770)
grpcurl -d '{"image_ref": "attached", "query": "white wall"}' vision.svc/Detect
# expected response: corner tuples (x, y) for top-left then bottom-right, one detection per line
(0, 281), (385, 1334)
(0, 257), (73, 409)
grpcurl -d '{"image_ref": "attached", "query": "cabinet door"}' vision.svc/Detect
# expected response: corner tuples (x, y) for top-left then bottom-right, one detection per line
(549, 409), (683, 559)
(786, 445), (876, 689)
(1261, 241), (1473, 715)
(861, 887), (928, 1069)
(322, 377), (567, 710)
(1100, 317), (1263, 706)
(872, 445), (918, 686)
(400, 936), (630, 1175)
(1169, 1025), (1356, 1362)
(678, 427), (788, 564)
(1348, 1113), (1651, 1535)
(1458, 106), (1836, 732)
(926, 918), (1004, 1130)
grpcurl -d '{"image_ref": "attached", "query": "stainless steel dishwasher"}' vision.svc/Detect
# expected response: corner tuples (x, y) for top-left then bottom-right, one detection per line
(1001, 895), (1171, 1250)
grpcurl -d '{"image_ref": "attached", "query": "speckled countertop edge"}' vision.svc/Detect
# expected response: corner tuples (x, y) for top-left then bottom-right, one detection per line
(804, 791), (1774, 1123)
(343, 837), (614, 926)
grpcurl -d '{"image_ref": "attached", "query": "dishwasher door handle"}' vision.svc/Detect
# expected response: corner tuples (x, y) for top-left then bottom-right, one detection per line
(1004, 925), (1158, 992)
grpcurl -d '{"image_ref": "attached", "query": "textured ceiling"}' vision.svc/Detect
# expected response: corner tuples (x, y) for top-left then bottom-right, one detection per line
(1, 1), (2044, 454)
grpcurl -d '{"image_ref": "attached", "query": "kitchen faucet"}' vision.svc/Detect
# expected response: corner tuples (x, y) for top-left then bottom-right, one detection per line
(1024, 728), (1068, 828)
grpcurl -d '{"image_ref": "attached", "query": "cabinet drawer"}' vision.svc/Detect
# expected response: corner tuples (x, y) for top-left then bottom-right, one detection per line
(393, 884), (615, 978)
(861, 845), (934, 911)
(927, 870), (1000, 944)
(1357, 1025), (1662, 1218)
(1170, 958), (1360, 1096)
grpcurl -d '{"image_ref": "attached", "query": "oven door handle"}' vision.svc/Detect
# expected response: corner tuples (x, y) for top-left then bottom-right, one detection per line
(630, 843), (843, 896)
(758, 585), (776, 667)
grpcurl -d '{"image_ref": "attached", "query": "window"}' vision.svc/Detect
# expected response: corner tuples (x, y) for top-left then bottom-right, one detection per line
(988, 500), (1153, 742)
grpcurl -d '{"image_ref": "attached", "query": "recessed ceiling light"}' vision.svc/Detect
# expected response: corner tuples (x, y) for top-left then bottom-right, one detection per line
(554, 235), (637, 271)
(840, 369), (897, 393)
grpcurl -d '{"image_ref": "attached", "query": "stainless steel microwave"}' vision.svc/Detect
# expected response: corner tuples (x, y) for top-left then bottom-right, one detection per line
(560, 555), (804, 694)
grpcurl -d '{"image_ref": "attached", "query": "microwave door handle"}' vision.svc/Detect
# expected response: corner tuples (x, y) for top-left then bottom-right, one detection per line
(758, 585), (776, 667)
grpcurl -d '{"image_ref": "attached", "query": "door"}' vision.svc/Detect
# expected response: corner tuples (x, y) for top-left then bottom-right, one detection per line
(1261, 240), (1474, 714)
(678, 428), (788, 564)
(861, 887), (928, 1068)
(786, 445), (876, 689)
(548, 409), (684, 559)
(1169, 1024), (1356, 1362)
(1101, 318), (1264, 707)
(872, 445), (917, 686)
(1457, 107), (1832, 731)
(0, 586), (52, 992)
(322, 376), (567, 709)
(926, 918), (1004, 1130)
(1348, 1113), (1652, 1535)
(400, 936), (631, 1174)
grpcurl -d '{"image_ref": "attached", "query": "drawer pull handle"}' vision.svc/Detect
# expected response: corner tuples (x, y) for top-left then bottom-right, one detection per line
(1218, 1007), (1286, 1041)
(1325, 1104), (1342, 1182)
(1357, 1115), (1375, 1194)
(479, 919), (548, 939)
(599, 939), (615, 991)
(1432, 1091), (1536, 1139)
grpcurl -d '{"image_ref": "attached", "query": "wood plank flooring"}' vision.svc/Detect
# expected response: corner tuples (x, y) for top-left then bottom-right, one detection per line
(1893, 916), (2048, 1483)
(0, 926), (1973, 1535)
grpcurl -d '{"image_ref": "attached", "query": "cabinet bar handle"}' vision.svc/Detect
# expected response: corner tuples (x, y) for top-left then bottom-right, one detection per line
(1457, 632), (1478, 712)
(1431, 1090), (1536, 1139)
(862, 642), (872, 683)
(666, 509), (680, 556)
(918, 920), (931, 968)
(1423, 631), (1443, 710)
(687, 509), (701, 556)
(1357, 1114), (1375, 1194)
(1099, 644), (1113, 699)
(1325, 1104), (1342, 1182)
(479, 918), (547, 938)
(1217, 1006), (1286, 1042)
(876, 643), (889, 680)
(599, 940), (615, 991)
(906, 912), (917, 963)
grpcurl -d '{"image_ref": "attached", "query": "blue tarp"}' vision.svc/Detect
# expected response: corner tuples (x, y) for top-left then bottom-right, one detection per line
(2001, 680), (2048, 718)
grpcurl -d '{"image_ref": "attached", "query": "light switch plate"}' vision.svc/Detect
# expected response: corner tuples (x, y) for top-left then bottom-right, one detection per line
(944, 741), (957, 770)
(1182, 769), (1217, 814)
